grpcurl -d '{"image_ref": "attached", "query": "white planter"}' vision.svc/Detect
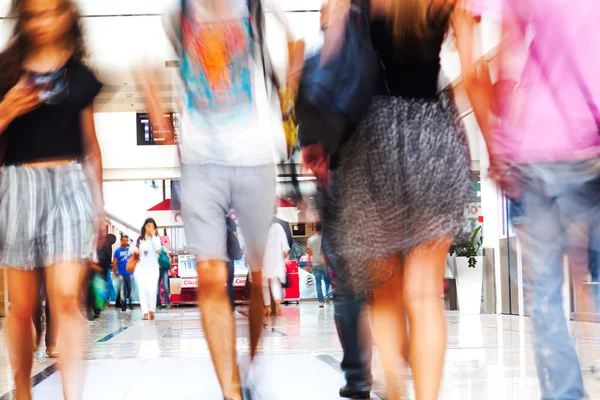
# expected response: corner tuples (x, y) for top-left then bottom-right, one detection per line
(455, 256), (483, 315)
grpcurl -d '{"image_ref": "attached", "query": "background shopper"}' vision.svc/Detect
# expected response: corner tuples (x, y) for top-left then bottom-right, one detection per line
(307, 223), (331, 307)
(134, 219), (161, 321)
(156, 243), (172, 310)
(113, 235), (134, 312)
(262, 219), (290, 316)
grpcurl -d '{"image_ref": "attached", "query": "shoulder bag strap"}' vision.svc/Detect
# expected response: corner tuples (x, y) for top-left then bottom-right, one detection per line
(248, 0), (280, 91)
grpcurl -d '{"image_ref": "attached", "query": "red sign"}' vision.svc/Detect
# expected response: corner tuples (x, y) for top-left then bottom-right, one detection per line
(181, 278), (198, 288)
(233, 277), (247, 287)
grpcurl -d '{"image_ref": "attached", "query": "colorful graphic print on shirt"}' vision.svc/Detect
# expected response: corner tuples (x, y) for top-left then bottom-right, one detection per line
(180, 4), (254, 124)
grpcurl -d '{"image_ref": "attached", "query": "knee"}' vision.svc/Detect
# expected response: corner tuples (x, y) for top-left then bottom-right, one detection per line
(196, 261), (227, 294)
(9, 300), (35, 323)
(51, 292), (80, 316)
(403, 283), (443, 316)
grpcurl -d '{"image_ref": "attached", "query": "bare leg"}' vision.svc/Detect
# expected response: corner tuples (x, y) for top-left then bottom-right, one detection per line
(45, 262), (87, 400)
(403, 238), (450, 400)
(196, 260), (242, 400)
(248, 270), (265, 359)
(370, 255), (409, 399)
(6, 269), (40, 400)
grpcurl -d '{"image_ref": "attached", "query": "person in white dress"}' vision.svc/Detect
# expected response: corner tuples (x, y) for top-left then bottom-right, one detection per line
(262, 221), (290, 315)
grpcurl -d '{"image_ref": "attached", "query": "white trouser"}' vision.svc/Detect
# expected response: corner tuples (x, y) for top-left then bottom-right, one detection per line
(263, 278), (282, 306)
(134, 267), (159, 314)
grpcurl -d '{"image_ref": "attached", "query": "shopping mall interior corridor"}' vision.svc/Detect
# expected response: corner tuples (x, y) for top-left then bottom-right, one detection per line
(1, 304), (600, 399)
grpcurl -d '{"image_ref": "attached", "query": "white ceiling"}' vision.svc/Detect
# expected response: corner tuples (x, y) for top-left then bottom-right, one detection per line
(0, 0), (323, 113)
(0, 0), (501, 114)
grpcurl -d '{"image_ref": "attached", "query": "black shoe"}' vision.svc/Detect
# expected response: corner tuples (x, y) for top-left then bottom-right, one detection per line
(121, 307), (127, 312)
(223, 388), (252, 400)
(339, 384), (371, 399)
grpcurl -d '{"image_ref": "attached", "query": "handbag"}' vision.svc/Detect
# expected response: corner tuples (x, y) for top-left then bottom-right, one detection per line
(296, 0), (379, 155)
(159, 249), (172, 270)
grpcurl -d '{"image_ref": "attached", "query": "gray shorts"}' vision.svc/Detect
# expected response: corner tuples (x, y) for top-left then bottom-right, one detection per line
(180, 163), (276, 271)
(0, 163), (95, 269)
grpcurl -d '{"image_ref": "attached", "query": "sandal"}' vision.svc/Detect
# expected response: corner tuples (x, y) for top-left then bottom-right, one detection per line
(46, 347), (59, 358)
(141, 314), (149, 321)
(149, 312), (155, 320)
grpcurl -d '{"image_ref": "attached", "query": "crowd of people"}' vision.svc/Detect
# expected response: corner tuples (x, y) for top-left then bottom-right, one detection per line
(0, 0), (599, 399)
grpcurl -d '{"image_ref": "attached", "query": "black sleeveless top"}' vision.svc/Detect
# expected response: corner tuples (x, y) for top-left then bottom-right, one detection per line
(370, 5), (451, 99)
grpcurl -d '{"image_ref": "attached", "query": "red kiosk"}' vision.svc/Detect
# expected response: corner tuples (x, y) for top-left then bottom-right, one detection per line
(146, 198), (300, 305)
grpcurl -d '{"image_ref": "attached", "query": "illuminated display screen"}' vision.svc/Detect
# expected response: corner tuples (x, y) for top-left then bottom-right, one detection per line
(136, 112), (180, 145)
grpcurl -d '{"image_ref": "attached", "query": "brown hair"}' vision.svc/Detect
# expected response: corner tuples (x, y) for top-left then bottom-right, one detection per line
(0, 0), (87, 97)
(391, 0), (454, 40)
(391, 0), (431, 40)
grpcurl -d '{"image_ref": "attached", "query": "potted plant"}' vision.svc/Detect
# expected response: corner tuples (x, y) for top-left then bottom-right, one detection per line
(450, 226), (484, 314)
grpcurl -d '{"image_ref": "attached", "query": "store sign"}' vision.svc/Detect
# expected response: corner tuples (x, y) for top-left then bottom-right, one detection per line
(233, 276), (247, 287)
(181, 278), (198, 288)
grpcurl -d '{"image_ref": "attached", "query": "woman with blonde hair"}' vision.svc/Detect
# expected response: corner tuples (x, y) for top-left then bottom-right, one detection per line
(309, 0), (484, 398)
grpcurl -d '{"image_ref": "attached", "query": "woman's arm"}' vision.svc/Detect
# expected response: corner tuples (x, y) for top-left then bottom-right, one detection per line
(451, 7), (494, 150)
(81, 105), (105, 240)
(452, 2), (522, 159)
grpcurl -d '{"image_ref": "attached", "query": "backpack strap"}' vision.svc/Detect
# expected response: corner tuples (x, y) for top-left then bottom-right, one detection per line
(248, 0), (281, 91)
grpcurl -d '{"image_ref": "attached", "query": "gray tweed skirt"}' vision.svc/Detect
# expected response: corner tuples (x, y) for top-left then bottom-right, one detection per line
(337, 92), (471, 291)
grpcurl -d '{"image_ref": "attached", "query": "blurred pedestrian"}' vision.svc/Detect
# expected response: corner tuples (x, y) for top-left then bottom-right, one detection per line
(478, 1), (600, 397)
(139, 0), (302, 398)
(306, 0), (482, 398)
(310, 4), (374, 397)
(0, 0), (104, 398)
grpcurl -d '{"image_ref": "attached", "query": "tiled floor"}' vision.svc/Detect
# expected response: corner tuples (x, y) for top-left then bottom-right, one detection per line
(1, 304), (600, 399)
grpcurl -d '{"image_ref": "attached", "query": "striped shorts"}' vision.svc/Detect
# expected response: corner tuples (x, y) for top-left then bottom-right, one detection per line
(0, 163), (95, 269)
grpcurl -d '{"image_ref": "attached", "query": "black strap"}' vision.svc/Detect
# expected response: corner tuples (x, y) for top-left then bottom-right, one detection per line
(248, 0), (280, 91)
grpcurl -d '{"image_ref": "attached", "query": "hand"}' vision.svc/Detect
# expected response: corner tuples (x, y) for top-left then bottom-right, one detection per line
(302, 144), (331, 187)
(0, 77), (42, 121)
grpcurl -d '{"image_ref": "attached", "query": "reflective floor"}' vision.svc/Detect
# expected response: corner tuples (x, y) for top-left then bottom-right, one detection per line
(1, 304), (600, 399)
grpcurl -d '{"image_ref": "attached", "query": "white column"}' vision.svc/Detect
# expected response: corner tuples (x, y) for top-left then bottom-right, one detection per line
(479, 132), (504, 315)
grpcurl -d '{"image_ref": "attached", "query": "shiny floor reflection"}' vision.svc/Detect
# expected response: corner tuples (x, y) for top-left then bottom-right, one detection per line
(1, 304), (600, 399)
